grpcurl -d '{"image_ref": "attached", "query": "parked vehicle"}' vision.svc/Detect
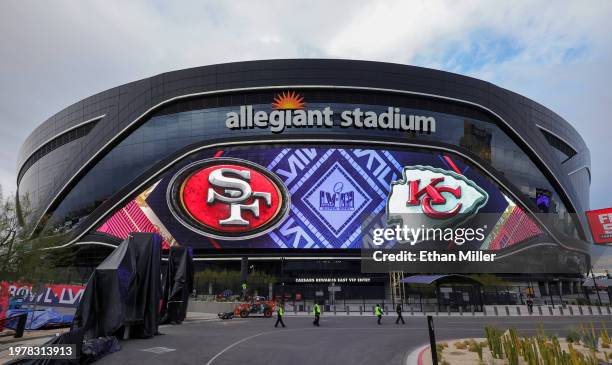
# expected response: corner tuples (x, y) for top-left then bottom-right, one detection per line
(218, 312), (234, 320)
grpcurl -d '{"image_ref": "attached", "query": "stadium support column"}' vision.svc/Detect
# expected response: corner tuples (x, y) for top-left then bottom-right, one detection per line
(280, 257), (285, 300)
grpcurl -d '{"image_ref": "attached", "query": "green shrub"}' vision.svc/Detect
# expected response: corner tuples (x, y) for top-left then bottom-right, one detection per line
(467, 341), (483, 362)
(193, 269), (276, 297)
(454, 341), (467, 349)
(521, 337), (539, 365)
(502, 333), (519, 365)
(481, 323), (608, 365)
(601, 321), (610, 346)
(566, 327), (581, 344)
(580, 322), (599, 351)
(485, 325), (504, 359)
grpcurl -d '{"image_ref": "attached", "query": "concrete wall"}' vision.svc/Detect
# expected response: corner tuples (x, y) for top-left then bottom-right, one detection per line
(189, 301), (239, 314)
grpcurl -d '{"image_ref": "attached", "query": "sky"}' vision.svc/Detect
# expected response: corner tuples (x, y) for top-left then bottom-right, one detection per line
(0, 1), (610, 263)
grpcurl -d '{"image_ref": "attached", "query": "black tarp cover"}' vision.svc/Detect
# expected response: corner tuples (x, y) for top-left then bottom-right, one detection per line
(72, 233), (162, 339)
(160, 246), (194, 324)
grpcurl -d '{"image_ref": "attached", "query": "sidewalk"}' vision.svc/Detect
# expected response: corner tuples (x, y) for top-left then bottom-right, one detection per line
(280, 304), (612, 317)
(0, 314), (216, 364)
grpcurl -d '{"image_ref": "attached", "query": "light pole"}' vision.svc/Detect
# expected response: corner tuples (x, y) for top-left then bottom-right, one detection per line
(591, 266), (602, 306)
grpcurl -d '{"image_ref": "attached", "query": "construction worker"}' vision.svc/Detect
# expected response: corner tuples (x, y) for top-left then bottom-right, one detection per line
(375, 304), (383, 325)
(241, 282), (247, 300)
(395, 303), (405, 324)
(312, 302), (321, 326)
(275, 302), (286, 328)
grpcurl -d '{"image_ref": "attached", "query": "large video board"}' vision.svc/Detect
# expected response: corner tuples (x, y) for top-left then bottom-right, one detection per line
(96, 145), (546, 252)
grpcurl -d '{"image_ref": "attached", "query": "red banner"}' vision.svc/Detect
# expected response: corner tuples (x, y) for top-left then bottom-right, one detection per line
(2, 282), (85, 308)
(586, 208), (612, 244)
(0, 282), (8, 331)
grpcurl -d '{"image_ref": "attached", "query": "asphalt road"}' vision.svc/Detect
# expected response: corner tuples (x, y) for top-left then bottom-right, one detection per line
(97, 315), (612, 365)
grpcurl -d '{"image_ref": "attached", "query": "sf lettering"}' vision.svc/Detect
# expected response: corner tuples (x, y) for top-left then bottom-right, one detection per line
(207, 168), (272, 226)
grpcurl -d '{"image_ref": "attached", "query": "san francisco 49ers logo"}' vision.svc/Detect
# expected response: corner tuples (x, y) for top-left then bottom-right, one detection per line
(167, 158), (289, 240)
(387, 165), (488, 229)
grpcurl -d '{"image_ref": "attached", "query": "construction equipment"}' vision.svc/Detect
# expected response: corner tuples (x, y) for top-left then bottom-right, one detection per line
(234, 299), (275, 318)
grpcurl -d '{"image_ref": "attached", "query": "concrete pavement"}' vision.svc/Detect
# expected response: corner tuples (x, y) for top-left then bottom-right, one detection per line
(96, 315), (612, 365)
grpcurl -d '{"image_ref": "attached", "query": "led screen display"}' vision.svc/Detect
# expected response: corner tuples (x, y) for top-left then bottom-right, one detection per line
(96, 145), (546, 252)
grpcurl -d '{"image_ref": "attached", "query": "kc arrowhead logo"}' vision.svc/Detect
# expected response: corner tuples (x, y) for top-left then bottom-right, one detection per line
(167, 158), (290, 240)
(387, 165), (488, 235)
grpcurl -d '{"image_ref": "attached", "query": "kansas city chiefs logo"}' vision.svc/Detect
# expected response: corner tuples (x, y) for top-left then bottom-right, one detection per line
(387, 165), (488, 233)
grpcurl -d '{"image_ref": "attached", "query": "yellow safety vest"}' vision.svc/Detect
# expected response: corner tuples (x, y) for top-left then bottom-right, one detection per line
(375, 307), (383, 315)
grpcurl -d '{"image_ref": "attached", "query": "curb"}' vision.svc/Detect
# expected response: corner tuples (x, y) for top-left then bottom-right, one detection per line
(405, 344), (428, 365)
(417, 346), (428, 365)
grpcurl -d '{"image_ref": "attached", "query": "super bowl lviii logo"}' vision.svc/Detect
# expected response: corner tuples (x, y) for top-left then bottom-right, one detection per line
(167, 158), (290, 240)
(387, 165), (488, 235)
(319, 182), (355, 211)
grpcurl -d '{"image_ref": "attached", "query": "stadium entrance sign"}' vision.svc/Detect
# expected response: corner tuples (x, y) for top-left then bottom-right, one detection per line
(225, 91), (436, 133)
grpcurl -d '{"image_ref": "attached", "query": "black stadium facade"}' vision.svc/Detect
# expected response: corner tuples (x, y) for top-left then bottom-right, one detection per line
(17, 59), (593, 299)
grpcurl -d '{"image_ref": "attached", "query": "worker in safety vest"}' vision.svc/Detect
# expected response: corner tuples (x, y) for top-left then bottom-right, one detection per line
(375, 304), (383, 325)
(312, 302), (321, 326)
(241, 283), (247, 300)
(274, 302), (286, 328)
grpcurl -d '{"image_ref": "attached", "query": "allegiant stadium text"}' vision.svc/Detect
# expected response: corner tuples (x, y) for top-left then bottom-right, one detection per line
(226, 106), (436, 133)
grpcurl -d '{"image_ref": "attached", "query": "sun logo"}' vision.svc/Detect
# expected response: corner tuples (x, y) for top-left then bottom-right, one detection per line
(272, 91), (305, 110)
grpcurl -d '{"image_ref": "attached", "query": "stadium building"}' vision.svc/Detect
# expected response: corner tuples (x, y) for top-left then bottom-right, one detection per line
(17, 60), (593, 304)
